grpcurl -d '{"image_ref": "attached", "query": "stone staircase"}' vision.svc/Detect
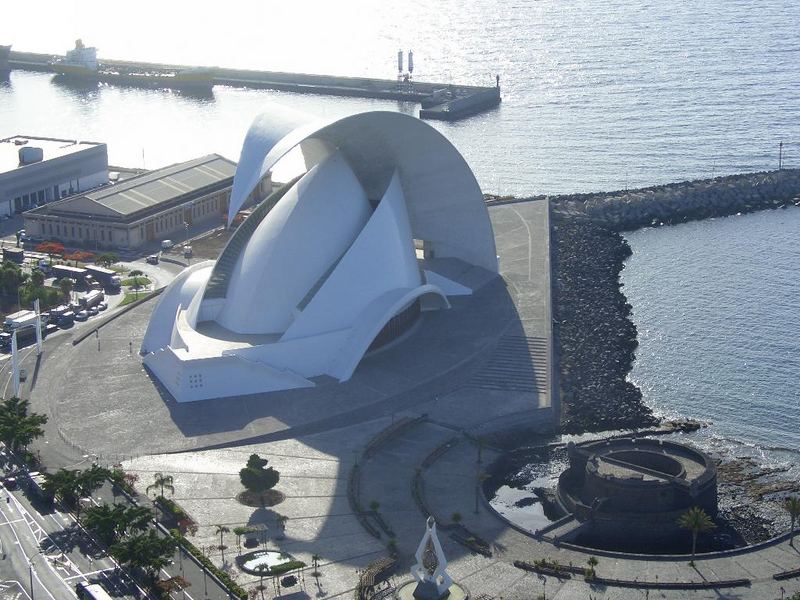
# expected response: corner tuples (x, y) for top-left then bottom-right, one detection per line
(467, 334), (548, 393)
(204, 176), (301, 299)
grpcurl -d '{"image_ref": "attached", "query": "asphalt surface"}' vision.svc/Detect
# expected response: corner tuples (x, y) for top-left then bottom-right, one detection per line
(0, 455), (146, 600)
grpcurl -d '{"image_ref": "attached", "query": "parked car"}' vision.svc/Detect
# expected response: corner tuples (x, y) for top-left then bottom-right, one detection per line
(146, 254), (159, 265)
(74, 310), (89, 322)
(161, 240), (173, 250)
(97, 302), (108, 311)
(88, 306), (99, 316)
(2, 477), (18, 490)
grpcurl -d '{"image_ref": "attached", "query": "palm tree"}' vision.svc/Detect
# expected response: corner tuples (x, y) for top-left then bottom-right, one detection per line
(83, 504), (122, 545)
(275, 514), (288, 540)
(0, 396), (48, 453)
(586, 556), (599, 579)
(58, 277), (74, 301)
(129, 269), (144, 299)
(254, 564), (269, 600)
(784, 496), (800, 546)
(677, 506), (716, 564)
(30, 268), (45, 288)
(215, 524), (230, 560)
(311, 553), (321, 577)
(110, 530), (176, 583)
(146, 472), (175, 499)
(42, 465), (109, 518)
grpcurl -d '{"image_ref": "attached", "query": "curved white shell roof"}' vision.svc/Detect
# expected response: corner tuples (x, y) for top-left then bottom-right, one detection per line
(229, 108), (498, 273)
(141, 107), (497, 402)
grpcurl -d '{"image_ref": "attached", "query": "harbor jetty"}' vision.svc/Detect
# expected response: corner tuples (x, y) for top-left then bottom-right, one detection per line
(545, 167), (800, 434)
(7, 49), (501, 122)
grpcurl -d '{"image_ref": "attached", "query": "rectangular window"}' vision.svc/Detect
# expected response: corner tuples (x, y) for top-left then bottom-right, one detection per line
(49, 224), (53, 235)
(101, 230), (105, 241)
(71, 227), (75, 238)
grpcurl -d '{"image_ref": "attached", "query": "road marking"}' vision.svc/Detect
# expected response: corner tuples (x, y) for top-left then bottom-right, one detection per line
(0, 496), (59, 600)
(63, 567), (116, 582)
(0, 518), (24, 526)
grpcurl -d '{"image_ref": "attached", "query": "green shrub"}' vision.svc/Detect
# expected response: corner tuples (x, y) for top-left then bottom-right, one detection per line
(268, 560), (306, 575)
(169, 531), (247, 599)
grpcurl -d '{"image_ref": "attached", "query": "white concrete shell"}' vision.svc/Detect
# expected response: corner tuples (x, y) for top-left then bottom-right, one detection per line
(141, 107), (497, 402)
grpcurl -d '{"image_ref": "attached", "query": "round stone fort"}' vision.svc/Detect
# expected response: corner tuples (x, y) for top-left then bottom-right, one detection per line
(557, 437), (717, 547)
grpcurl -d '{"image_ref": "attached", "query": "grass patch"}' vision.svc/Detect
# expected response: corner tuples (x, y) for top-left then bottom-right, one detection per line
(119, 292), (142, 307)
(121, 276), (151, 287)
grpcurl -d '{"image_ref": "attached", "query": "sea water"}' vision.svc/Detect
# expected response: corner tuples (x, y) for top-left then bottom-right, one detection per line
(622, 206), (800, 477)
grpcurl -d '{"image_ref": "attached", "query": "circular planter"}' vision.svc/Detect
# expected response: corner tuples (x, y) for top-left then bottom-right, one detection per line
(236, 549), (305, 576)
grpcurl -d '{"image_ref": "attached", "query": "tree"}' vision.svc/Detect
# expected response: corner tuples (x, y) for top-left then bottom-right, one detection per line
(58, 277), (74, 300)
(369, 500), (380, 512)
(215, 524), (230, 561)
(110, 530), (176, 582)
(146, 472), (175, 498)
(451, 512), (462, 525)
(155, 576), (190, 597)
(311, 553), (321, 576)
(129, 269), (145, 299)
(42, 465), (110, 517)
(84, 504), (152, 546)
(785, 496), (800, 546)
(64, 251), (95, 266)
(0, 396), (48, 453)
(0, 261), (28, 297)
(30, 268), (45, 287)
(35, 241), (64, 257)
(239, 454), (280, 504)
(95, 252), (120, 267)
(677, 506), (716, 563)
(275, 514), (288, 540)
(586, 555), (599, 579)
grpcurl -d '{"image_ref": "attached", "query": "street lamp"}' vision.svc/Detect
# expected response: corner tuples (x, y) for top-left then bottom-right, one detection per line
(28, 551), (46, 600)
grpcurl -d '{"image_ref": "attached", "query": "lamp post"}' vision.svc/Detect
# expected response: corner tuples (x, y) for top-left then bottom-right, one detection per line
(28, 552), (46, 600)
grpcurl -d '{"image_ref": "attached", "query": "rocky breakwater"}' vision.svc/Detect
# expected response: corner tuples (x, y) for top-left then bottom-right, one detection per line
(556, 168), (800, 230)
(550, 217), (658, 433)
(546, 168), (800, 435)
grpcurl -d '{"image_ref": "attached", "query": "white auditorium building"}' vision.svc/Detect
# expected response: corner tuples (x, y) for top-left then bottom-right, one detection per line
(141, 106), (498, 402)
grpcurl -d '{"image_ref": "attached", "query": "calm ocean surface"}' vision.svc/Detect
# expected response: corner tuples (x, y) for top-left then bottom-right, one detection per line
(2, 1), (800, 459)
(622, 207), (800, 473)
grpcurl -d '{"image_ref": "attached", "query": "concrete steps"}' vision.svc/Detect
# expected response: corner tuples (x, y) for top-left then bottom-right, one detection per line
(204, 177), (299, 299)
(467, 335), (548, 393)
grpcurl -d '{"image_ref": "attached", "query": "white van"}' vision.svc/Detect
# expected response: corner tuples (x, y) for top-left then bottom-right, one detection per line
(161, 240), (174, 250)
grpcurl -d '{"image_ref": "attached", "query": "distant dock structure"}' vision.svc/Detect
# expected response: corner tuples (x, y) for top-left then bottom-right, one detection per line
(6, 49), (501, 122)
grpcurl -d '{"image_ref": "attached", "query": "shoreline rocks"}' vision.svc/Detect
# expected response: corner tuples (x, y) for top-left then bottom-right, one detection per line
(550, 217), (658, 433)
(542, 167), (800, 435)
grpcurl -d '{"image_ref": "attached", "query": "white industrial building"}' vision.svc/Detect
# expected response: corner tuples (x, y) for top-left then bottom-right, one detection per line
(141, 106), (498, 402)
(0, 135), (108, 216)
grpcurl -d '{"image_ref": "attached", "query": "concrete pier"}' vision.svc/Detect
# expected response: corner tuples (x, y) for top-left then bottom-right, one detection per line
(7, 50), (501, 121)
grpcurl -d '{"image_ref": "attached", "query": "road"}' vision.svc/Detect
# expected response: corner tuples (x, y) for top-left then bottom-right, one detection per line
(0, 458), (146, 600)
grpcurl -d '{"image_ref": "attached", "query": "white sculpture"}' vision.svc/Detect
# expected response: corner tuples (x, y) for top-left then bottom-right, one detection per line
(410, 517), (453, 600)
